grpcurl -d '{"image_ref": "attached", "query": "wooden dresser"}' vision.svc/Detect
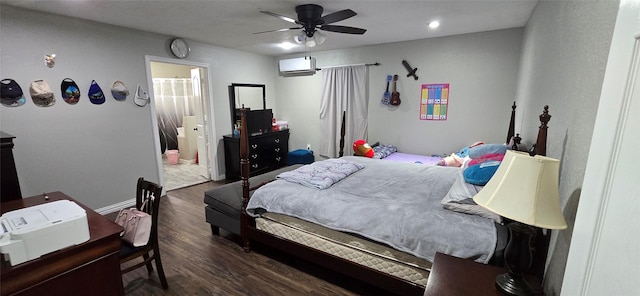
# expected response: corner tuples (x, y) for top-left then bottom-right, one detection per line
(1, 131), (22, 202)
(223, 129), (289, 181)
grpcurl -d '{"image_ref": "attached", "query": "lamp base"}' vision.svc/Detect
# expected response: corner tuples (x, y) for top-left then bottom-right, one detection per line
(496, 273), (541, 296)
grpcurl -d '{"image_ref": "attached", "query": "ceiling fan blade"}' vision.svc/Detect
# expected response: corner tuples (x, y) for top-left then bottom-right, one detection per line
(321, 9), (356, 24)
(260, 11), (301, 25)
(253, 27), (300, 34)
(320, 25), (366, 35)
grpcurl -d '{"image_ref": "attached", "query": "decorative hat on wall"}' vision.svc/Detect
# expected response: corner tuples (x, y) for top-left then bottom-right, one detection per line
(61, 78), (80, 105)
(29, 80), (56, 107)
(88, 80), (105, 105)
(1, 79), (26, 107)
(134, 84), (150, 107)
(111, 81), (129, 101)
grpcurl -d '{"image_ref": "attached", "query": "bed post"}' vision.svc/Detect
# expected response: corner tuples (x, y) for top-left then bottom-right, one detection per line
(239, 106), (251, 252)
(529, 105), (552, 281)
(506, 101), (516, 144)
(339, 110), (346, 157)
(535, 105), (550, 156)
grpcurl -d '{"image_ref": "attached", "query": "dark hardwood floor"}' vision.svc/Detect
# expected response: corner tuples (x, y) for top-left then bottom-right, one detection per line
(111, 181), (389, 296)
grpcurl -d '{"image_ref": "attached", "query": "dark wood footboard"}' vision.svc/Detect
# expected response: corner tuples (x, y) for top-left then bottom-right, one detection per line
(246, 226), (426, 295)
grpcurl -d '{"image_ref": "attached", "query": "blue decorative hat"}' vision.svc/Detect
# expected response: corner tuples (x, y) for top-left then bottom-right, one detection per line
(88, 80), (105, 105)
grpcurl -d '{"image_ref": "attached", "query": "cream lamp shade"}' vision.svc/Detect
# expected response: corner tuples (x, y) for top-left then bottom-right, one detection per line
(473, 150), (567, 229)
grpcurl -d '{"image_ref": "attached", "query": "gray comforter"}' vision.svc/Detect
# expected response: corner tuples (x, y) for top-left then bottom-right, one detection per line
(246, 156), (497, 263)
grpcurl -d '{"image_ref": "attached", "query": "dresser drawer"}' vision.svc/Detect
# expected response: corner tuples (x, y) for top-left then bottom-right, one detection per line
(223, 129), (290, 181)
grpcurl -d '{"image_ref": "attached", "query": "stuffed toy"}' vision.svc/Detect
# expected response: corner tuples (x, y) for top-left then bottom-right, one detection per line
(439, 141), (485, 166)
(463, 153), (507, 185)
(437, 153), (464, 167)
(468, 143), (510, 159)
(468, 153), (505, 166)
(353, 139), (374, 158)
(455, 147), (470, 158)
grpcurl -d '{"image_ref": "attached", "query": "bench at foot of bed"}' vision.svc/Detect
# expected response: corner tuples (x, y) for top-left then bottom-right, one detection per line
(204, 164), (303, 236)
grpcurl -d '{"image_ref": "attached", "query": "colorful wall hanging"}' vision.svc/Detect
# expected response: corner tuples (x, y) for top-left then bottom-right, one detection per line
(420, 83), (449, 120)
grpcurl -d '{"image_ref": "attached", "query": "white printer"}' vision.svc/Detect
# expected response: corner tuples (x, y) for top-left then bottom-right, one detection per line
(0, 200), (90, 266)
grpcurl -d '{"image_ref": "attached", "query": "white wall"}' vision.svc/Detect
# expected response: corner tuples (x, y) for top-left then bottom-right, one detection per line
(0, 6), (276, 210)
(513, 1), (619, 295)
(275, 28), (523, 156)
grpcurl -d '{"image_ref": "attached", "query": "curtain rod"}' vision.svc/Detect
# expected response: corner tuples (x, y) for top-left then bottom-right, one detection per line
(317, 62), (380, 70)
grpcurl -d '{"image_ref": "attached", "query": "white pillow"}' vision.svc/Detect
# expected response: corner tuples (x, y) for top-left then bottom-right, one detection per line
(440, 160), (502, 223)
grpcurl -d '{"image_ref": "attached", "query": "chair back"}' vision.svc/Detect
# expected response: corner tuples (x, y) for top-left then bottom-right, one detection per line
(135, 177), (163, 244)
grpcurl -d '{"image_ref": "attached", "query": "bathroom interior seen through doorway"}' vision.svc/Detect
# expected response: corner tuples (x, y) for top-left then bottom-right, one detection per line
(150, 61), (210, 191)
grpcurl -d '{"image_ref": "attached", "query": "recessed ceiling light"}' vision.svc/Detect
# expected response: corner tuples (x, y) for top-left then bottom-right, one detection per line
(429, 21), (440, 29)
(278, 42), (296, 50)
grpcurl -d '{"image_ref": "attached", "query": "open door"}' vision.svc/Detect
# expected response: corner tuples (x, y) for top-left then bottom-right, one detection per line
(191, 67), (210, 178)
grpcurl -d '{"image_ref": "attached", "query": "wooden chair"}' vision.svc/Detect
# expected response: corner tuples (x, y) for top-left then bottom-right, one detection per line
(119, 177), (168, 289)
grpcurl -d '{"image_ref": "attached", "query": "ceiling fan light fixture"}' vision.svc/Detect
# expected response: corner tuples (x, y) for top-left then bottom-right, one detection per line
(306, 38), (318, 47)
(313, 31), (326, 45)
(293, 30), (325, 47)
(294, 31), (306, 44)
(259, 4), (365, 50)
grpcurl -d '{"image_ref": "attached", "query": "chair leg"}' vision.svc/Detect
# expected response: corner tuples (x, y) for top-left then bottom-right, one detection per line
(143, 253), (154, 274)
(211, 224), (220, 236)
(154, 248), (169, 289)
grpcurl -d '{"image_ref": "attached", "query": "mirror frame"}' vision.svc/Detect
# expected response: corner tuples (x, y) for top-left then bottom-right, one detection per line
(228, 83), (266, 132)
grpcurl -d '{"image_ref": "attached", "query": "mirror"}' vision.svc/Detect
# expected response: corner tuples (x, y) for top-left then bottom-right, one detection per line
(233, 87), (264, 110)
(228, 83), (266, 132)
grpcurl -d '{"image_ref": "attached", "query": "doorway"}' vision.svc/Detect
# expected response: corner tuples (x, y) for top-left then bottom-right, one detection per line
(146, 57), (213, 191)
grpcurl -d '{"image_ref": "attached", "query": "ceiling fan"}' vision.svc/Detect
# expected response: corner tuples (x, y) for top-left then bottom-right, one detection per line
(256, 4), (366, 46)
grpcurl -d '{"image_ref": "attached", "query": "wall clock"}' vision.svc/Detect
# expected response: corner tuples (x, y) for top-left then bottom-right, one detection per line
(170, 38), (190, 59)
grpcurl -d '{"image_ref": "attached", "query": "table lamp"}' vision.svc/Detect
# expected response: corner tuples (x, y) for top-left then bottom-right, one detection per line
(473, 150), (567, 296)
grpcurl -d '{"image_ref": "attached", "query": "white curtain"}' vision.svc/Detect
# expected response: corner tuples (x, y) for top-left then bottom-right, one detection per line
(153, 78), (195, 151)
(319, 65), (368, 158)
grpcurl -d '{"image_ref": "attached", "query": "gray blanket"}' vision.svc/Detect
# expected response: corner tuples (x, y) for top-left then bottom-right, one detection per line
(246, 156), (497, 263)
(276, 158), (364, 189)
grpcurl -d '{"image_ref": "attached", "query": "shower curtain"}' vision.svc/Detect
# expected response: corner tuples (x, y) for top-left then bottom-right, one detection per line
(153, 78), (195, 152)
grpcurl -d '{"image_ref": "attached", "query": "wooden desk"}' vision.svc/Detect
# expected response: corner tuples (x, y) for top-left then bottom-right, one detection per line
(1, 192), (125, 296)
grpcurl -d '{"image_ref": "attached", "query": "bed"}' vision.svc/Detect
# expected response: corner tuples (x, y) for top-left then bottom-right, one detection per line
(238, 103), (552, 295)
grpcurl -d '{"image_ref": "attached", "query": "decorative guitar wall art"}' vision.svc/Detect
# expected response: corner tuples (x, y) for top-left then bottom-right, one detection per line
(390, 74), (401, 106)
(402, 60), (418, 80)
(381, 75), (392, 105)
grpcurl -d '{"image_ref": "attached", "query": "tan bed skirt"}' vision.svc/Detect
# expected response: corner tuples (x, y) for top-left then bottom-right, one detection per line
(257, 213), (432, 286)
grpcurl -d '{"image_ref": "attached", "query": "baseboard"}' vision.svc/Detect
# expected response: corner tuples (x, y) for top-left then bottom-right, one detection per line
(95, 198), (136, 215)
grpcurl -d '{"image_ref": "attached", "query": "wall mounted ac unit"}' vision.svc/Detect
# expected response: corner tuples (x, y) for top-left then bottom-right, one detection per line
(279, 57), (317, 75)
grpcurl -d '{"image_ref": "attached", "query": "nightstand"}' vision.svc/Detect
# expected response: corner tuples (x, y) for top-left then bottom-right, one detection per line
(423, 252), (543, 296)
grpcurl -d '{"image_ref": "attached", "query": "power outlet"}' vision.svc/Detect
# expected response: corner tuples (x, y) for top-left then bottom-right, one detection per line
(306, 144), (311, 150)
